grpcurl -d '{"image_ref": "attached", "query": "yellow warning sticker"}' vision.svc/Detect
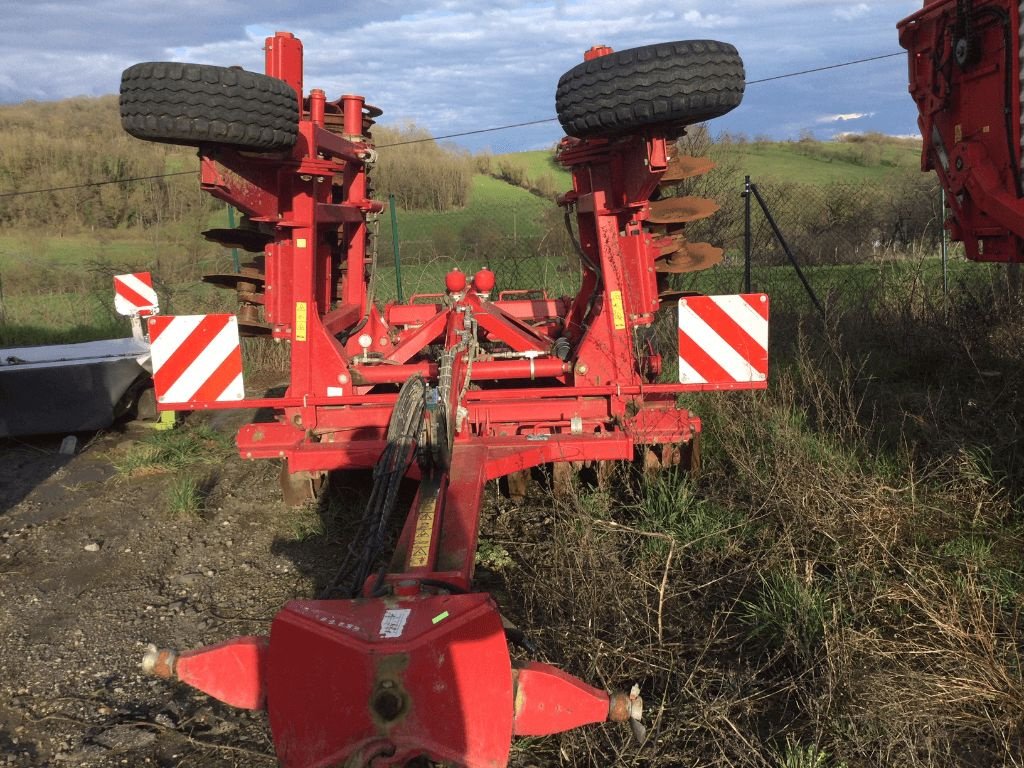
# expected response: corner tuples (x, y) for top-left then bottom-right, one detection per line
(610, 290), (626, 330)
(295, 301), (308, 342)
(296, 238), (307, 249)
(409, 498), (437, 567)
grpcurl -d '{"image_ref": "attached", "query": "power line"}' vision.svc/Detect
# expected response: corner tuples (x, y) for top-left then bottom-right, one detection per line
(745, 51), (904, 85)
(0, 50), (908, 197)
(0, 170), (195, 199)
(377, 51), (907, 147)
(377, 117), (559, 148)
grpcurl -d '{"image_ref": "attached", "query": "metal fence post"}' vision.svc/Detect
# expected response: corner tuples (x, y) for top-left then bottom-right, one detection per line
(749, 182), (824, 317)
(743, 175), (752, 293)
(389, 194), (404, 303)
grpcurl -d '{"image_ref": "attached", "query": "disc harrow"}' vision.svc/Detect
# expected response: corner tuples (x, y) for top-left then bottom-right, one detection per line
(120, 32), (766, 767)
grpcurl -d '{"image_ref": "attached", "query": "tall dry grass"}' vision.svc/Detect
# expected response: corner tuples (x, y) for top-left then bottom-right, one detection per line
(479, 261), (1024, 767)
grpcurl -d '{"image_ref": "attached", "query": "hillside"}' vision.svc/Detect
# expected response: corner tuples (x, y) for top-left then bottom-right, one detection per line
(716, 134), (923, 184)
(0, 92), (931, 342)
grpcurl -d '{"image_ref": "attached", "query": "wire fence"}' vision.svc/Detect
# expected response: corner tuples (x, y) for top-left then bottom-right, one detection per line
(6, 171), (1018, 357)
(379, 174), (958, 306)
(375, 172), (1024, 373)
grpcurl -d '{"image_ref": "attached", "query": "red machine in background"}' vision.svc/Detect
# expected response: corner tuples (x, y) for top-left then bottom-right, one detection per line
(124, 34), (761, 767)
(899, 0), (1024, 262)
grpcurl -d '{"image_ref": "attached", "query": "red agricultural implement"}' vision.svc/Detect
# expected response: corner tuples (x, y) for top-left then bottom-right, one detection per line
(899, 0), (1024, 262)
(123, 33), (765, 767)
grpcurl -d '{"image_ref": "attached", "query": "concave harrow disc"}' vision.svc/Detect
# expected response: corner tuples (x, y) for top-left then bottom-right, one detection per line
(648, 196), (720, 224)
(661, 153), (716, 182)
(654, 242), (724, 273)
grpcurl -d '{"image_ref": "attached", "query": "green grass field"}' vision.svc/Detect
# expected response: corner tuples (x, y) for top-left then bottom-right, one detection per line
(714, 138), (922, 184)
(391, 174), (551, 239)
(494, 149), (572, 189)
(496, 137), (923, 187)
(1, 134), (936, 349)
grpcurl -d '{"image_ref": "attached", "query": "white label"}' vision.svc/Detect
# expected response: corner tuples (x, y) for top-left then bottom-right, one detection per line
(379, 608), (411, 639)
(327, 386), (344, 397)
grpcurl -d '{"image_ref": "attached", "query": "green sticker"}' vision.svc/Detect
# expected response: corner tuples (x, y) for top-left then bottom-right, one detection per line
(431, 611), (450, 625)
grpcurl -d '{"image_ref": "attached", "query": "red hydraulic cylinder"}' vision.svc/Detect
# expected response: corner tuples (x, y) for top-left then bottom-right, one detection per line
(265, 32), (303, 108)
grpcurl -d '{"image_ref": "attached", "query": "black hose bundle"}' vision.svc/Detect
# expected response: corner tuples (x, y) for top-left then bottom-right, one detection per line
(321, 375), (427, 598)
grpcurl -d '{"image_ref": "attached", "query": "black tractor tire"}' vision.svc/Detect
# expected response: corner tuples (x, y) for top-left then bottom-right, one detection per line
(555, 40), (744, 139)
(120, 62), (299, 151)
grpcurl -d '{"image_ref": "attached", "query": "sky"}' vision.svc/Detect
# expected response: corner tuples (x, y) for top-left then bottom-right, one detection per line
(0, 1), (923, 152)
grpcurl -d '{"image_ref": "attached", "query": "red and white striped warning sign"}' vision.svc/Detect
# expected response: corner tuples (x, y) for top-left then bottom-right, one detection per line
(113, 272), (159, 317)
(148, 314), (245, 404)
(678, 294), (769, 387)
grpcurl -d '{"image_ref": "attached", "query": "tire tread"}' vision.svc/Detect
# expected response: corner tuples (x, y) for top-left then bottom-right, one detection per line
(555, 40), (744, 138)
(119, 62), (298, 151)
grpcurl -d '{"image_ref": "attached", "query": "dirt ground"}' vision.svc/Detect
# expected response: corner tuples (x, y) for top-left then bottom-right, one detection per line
(0, 411), (315, 767)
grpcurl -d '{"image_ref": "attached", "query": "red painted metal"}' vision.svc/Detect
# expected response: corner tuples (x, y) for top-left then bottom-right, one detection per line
(512, 662), (611, 736)
(174, 636), (269, 710)
(445, 268), (468, 293)
(140, 32), (765, 766)
(899, 0), (1024, 262)
(267, 594), (513, 768)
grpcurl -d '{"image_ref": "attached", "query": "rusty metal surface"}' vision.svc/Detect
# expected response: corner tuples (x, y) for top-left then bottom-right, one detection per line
(608, 691), (632, 722)
(654, 242), (724, 273)
(660, 153), (716, 182)
(141, 645), (176, 679)
(648, 195), (720, 224)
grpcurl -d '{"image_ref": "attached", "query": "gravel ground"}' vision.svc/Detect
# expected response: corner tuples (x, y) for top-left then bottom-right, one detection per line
(0, 412), (307, 767)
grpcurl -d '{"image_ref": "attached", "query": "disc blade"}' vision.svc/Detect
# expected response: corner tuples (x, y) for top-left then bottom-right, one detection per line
(202, 228), (273, 253)
(657, 289), (702, 303)
(647, 221), (687, 236)
(202, 272), (266, 290)
(660, 154), (716, 182)
(652, 234), (685, 258)
(654, 242), (724, 273)
(648, 196), (720, 224)
(237, 319), (273, 337)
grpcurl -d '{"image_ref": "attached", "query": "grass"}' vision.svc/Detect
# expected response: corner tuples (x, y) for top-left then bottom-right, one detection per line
(635, 472), (749, 554)
(740, 570), (832, 658)
(775, 737), (842, 768)
(166, 475), (204, 518)
(113, 421), (232, 476)
(286, 505), (326, 541)
(477, 259), (1024, 767)
(714, 138), (922, 185)
(494, 149), (573, 189)
(388, 173), (550, 245)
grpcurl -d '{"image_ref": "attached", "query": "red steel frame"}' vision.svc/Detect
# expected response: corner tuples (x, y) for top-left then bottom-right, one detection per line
(146, 32), (763, 767)
(899, 0), (1024, 262)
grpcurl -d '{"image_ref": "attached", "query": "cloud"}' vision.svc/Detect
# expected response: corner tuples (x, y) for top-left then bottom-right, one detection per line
(834, 3), (871, 21)
(0, 0), (924, 149)
(681, 10), (737, 28)
(817, 112), (874, 123)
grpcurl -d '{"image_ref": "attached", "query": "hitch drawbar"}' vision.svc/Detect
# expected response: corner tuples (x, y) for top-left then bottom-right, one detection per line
(143, 594), (641, 767)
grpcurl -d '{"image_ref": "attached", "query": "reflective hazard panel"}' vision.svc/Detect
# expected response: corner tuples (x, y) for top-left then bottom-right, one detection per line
(113, 272), (159, 317)
(148, 314), (245, 405)
(678, 294), (769, 388)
